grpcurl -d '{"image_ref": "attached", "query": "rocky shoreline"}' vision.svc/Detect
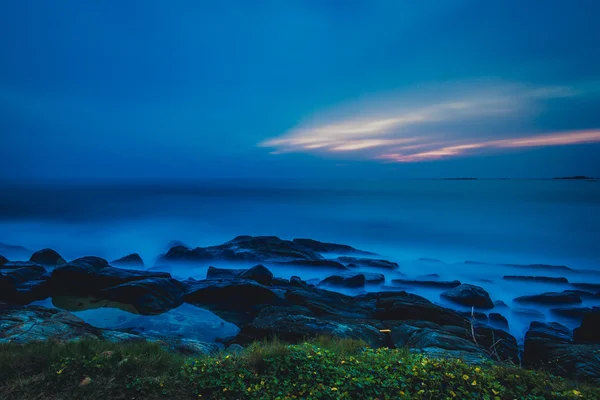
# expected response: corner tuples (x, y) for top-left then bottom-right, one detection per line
(1, 235), (599, 383)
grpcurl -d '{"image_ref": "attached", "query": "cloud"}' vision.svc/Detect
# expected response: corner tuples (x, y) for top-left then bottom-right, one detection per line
(259, 80), (600, 162)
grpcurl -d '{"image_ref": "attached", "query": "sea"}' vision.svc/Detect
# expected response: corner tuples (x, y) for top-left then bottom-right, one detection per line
(1, 179), (599, 343)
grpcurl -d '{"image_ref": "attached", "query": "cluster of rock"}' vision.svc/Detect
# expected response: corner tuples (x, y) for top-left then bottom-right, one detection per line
(1, 236), (600, 383)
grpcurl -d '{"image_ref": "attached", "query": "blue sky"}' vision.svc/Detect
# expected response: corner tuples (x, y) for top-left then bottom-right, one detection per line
(1, 0), (600, 181)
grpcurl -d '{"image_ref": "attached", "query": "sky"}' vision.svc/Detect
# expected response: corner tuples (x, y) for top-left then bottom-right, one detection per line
(1, 0), (600, 181)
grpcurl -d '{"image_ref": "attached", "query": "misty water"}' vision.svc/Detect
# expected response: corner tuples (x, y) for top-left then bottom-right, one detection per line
(2, 179), (600, 344)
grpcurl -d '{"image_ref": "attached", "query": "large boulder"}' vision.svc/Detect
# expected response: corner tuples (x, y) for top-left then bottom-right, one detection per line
(206, 266), (246, 280)
(489, 313), (509, 329)
(337, 256), (398, 270)
(574, 310), (600, 344)
(183, 279), (282, 325)
(100, 278), (185, 315)
(291, 238), (373, 255)
(238, 264), (274, 285)
(50, 261), (171, 296)
(161, 236), (324, 264)
(441, 284), (494, 309)
(0, 263), (49, 304)
(391, 279), (461, 289)
(503, 275), (569, 283)
(523, 321), (600, 384)
(367, 291), (469, 327)
(514, 290), (583, 305)
(238, 306), (387, 347)
(111, 253), (144, 267)
(30, 248), (66, 266)
(319, 273), (366, 288)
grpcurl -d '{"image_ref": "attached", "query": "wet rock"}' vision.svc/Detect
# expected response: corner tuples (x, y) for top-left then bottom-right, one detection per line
(391, 279), (461, 288)
(111, 253), (144, 267)
(337, 256), (398, 270)
(319, 273), (366, 288)
(183, 279), (282, 325)
(489, 313), (509, 329)
(100, 278), (186, 315)
(514, 290), (583, 305)
(512, 308), (546, 320)
(238, 264), (274, 285)
(238, 306), (386, 347)
(551, 307), (600, 321)
(0, 263), (49, 304)
(523, 321), (600, 384)
(458, 311), (488, 322)
(0, 255), (8, 267)
(286, 287), (372, 320)
(161, 236), (324, 264)
(70, 256), (111, 270)
(367, 291), (468, 327)
(289, 276), (307, 288)
(494, 300), (508, 308)
(30, 248), (66, 266)
(50, 262), (171, 296)
(571, 282), (600, 291)
(574, 310), (600, 344)
(441, 284), (494, 309)
(503, 275), (569, 283)
(277, 259), (348, 270)
(206, 266), (246, 280)
(292, 238), (374, 255)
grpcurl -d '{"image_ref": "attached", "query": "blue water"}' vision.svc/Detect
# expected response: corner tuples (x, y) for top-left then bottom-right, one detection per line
(2, 179), (600, 341)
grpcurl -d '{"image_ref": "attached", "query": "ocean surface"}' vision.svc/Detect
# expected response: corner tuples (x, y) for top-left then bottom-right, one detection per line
(2, 179), (600, 343)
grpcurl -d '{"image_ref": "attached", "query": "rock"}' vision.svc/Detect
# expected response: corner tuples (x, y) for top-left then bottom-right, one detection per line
(50, 262), (171, 296)
(472, 325), (519, 363)
(574, 311), (600, 344)
(100, 278), (186, 315)
(417, 274), (440, 280)
(111, 253), (144, 267)
(523, 321), (600, 384)
(70, 256), (111, 270)
(289, 276), (307, 287)
(503, 275), (569, 283)
(238, 264), (274, 285)
(367, 291), (468, 327)
(489, 313), (509, 329)
(571, 282), (600, 291)
(206, 266), (246, 280)
(512, 308), (546, 319)
(30, 248), (66, 266)
(183, 279), (282, 325)
(291, 238), (374, 255)
(441, 284), (494, 309)
(514, 290), (583, 305)
(391, 279), (461, 288)
(277, 259), (348, 270)
(0, 255), (8, 267)
(337, 256), (398, 270)
(494, 300), (508, 308)
(1, 264), (46, 282)
(286, 287), (372, 320)
(1, 261), (44, 270)
(320, 273), (366, 288)
(361, 272), (385, 284)
(551, 307), (600, 321)
(161, 236), (324, 264)
(458, 311), (488, 322)
(0, 263), (49, 304)
(238, 306), (386, 347)
(147, 265), (172, 273)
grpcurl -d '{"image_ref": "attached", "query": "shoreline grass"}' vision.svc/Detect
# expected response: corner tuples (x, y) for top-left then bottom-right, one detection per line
(0, 338), (597, 399)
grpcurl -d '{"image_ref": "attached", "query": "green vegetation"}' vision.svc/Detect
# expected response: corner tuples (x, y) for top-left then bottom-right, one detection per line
(0, 338), (597, 399)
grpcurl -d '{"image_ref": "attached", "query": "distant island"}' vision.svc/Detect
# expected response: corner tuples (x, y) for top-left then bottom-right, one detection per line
(552, 176), (595, 180)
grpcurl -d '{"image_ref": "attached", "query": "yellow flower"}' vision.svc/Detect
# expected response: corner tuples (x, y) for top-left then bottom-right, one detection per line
(573, 390), (581, 396)
(418, 390), (425, 394)
(331, 388), (338, 391)
(226, 355), (230, 359)
(223, 388), (227, 392)
(471, 380), (477, 386)
(450, 391), (457, 398)
(475, 367), (481, 373)
(462, 374), (469, 381)
(247, 388), (252, 392)
(159, 382), (164, 387)
(261, 381), (265, 385)
(341, 360), (345, 364)
(399, 391), (405, 395)
(56, 369), (63, 375)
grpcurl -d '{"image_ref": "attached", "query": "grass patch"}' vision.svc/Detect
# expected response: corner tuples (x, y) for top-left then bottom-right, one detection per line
(0, 337), (597, 399)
